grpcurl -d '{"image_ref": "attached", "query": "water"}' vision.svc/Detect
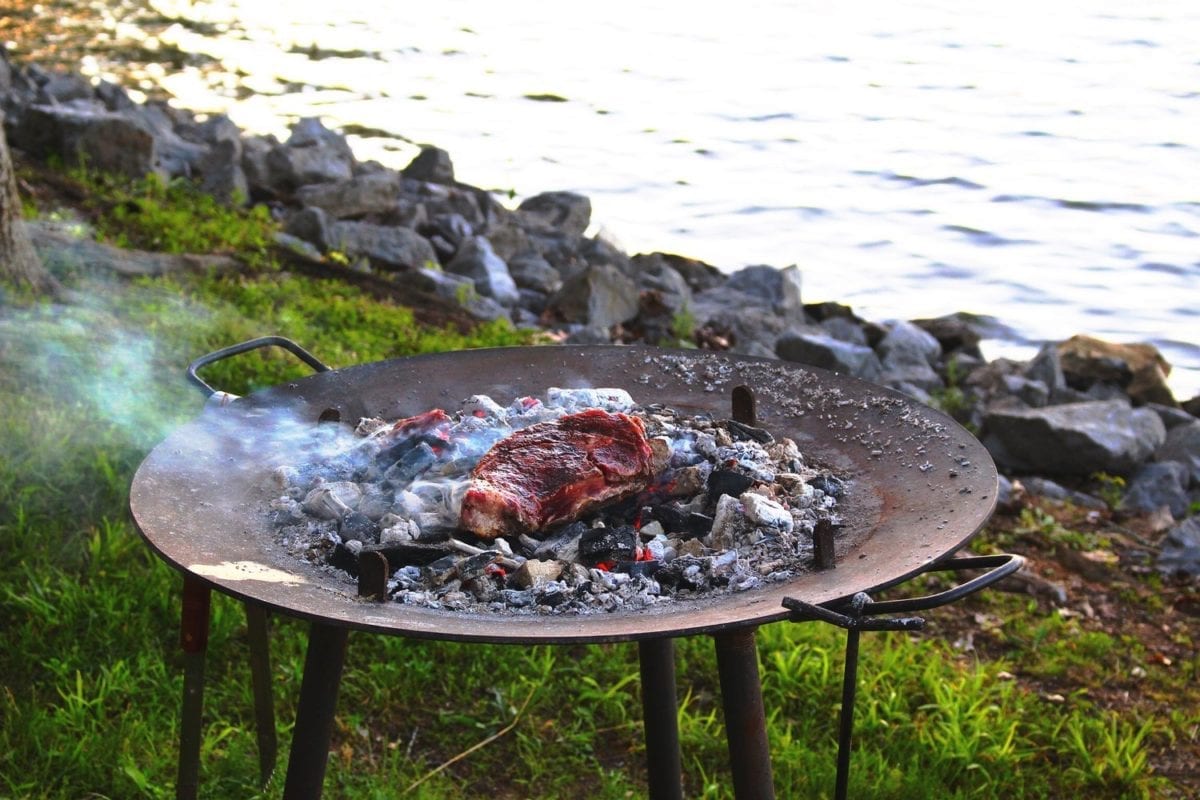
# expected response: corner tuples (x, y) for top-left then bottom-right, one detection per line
(82, 0), (1200, 396)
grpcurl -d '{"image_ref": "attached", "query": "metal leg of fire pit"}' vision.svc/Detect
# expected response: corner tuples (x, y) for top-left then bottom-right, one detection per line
(638, 638), (684, 800)
(244, 602), (278, 787)
(783, 553), (1025, 800)
(713, 627), (775, 800)
(177, 576), (211, 800)
(281, 622), (350, 800)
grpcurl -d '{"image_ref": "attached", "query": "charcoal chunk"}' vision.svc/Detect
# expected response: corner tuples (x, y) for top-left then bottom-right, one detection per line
(685, 512), (715, 539)
(579, 525), (638, 564)
(809, 474), (845, 499)
(339, 511), (380, 544)
(383, 441), (438, 486)
(707, 469), (755, 501)
(723, 419), (775, 444)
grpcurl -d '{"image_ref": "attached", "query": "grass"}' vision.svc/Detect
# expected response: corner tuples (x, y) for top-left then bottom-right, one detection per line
(1, 164), (1196, 797)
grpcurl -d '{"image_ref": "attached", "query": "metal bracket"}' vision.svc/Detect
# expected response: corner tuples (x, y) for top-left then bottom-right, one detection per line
(781, 552), (1024, 800)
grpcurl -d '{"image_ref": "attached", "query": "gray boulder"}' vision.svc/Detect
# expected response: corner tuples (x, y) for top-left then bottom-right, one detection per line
(14, 104), (157, 178)
(1155, 420), (1200, 485)
(406, 267), (509, 321)
(776, 331), (883, 382)
(1119, 461), (1191, 518)
(285, 206), (332, 250)
(445, 236), (520, 306)
(631, 252), (726, 294)
(327, 221), (437, 271)
(267, 117), (354, 190)
(877, 320), (943, 391)
(983, 399), (1167, 475)
(295, 171), (401, 218)
(198, 138), (248, 205)
(548, 263), (639, 329)
(403, 145), (455, 184)
(508, 253), (562, 294)
(724, 264), (805, 324)
(36, 71), (93, 104)
(1024, 343), (1069, 399)
(1157, 517), (1200, 577)
(517, 191), (592, 236)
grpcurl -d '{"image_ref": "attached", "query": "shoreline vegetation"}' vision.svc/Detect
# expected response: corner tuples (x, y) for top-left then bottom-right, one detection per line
(2, 46), (1198, 800)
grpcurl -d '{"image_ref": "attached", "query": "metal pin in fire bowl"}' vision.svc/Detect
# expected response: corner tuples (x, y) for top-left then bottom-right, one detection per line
(357, 551), (389, 601)
(731, 385), (756, 426)
(813, 518), (837, 571)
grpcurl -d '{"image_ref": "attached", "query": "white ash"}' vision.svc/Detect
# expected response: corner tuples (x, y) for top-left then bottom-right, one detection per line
(268, 387), (845, 615)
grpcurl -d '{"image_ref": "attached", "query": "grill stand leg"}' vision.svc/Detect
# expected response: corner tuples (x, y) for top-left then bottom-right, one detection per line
(834, 628), (861, 800)
(638, 638), (683, 800)
(177, 576), (211, 800)
(713, 627), (775, 800)
(244, 602), (278, 787)
(282, 622), (350, 800)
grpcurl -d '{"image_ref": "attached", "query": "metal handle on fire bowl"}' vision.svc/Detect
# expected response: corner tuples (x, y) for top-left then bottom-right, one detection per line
(186, 335), (330, 398)
(782, 552), (1024, 800)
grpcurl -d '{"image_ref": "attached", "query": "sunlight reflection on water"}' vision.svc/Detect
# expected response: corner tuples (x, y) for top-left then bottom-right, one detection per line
(97, 0), (1200, 395)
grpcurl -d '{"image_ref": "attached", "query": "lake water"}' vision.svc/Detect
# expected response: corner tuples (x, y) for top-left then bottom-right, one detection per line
(82, 0), (1200, 396)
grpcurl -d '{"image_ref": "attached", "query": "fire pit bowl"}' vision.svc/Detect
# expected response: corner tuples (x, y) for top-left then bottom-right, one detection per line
(131, 345), (997, 644)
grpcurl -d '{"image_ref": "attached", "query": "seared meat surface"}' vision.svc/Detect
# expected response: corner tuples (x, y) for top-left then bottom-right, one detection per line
(460, 409), (656, 539)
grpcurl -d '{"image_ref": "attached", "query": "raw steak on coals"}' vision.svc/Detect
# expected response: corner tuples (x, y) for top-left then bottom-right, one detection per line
(459, 409), (657, 539)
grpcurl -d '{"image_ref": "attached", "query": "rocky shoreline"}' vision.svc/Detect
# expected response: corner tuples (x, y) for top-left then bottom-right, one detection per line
(3, 53), (1198, 577)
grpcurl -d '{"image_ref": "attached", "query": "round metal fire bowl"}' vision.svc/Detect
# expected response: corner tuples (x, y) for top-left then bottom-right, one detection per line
(130, 346), (997, 644)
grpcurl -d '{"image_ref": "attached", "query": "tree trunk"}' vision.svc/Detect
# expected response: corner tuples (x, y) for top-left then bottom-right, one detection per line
(0, 110), (60, 295)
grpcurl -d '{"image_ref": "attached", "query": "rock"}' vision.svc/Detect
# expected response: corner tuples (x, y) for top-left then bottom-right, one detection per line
(15, 104), (157, 178)
(1155, 420), (1200, 485)
(94, 80), (136, 112)
(284, 206), (332, 250)
(1157, 517), (1200, 577)
(36, 70), (93, 104)
(426, 213), (474, 253)
(632, 252), (726, 293)
(1018, 477), (1105, 509)
(0, 51), (11, 94)
(267, 117), (354, 190)
(876, 320), (943, 391)
(1146, 403), (1198, 430)
(198, 138), (248, 205)
(240, 134), (276, 197)
(775, 330), (883, 382)
(1024, 343), (1068, 398)
(1120, 461), (1191, 518)
(445, 236), (520, 306)
(724, 264), (805, 324)
(1000, 375), (1050, 408)
(403, 145), (455, 184)
(517, 191), (592, 236)
(405, 267), (509, 322)
(295, 170), (401, 218)
(327, 220), (438, 270)
(912, 314), (984, 358)
(983, 399), (1167, 475)
(1058, 335), (1174, 406)
(548, 263), (639, 329)
(507, 252), (562, 294)
(819, 315), (869, 346)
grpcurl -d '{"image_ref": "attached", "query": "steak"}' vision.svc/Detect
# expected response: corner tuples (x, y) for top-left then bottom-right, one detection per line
(459, 409), (657, 539)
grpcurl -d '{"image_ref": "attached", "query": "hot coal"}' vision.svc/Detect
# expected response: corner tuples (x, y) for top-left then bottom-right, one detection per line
(268, 387), (845, 615)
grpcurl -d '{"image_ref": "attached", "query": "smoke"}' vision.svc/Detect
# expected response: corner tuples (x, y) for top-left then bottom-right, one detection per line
(0, 282), (212, 459)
